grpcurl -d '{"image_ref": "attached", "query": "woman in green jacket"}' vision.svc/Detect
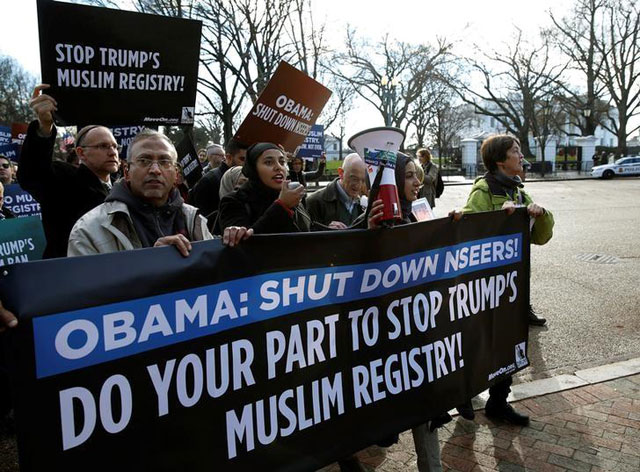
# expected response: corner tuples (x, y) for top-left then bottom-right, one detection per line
(460, 134), (554, 426)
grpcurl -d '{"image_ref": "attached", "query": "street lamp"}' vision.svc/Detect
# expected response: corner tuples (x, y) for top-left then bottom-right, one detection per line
(581, 108), (593, 173)
(381, 75), (399, 126)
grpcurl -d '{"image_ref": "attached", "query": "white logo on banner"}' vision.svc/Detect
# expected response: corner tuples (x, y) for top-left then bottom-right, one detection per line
(515, 342), (527, 368)
(181, 107), (194, 124)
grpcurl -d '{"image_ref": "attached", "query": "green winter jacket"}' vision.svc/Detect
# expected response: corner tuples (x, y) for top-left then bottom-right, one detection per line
(462, 177), (554, 245)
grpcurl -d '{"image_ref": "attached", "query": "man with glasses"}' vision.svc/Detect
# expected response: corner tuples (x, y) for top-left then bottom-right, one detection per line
(68, 128), (212, 256)
(201, 143), (225, 173)
(0, 156), (14, 186)
(17, 84), (121, 258)
(306, 153), (367, 229)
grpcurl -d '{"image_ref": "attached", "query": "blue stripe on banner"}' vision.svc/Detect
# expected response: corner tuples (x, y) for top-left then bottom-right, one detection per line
(32, 233), (522, 378)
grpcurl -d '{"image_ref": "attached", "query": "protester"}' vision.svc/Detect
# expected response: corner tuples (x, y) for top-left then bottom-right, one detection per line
(367, 153), (448, 472)
(189, 140), (248, 220)
(68, 129), (213, 256)
(201, 144), (226, 173)
(0, 182), (15, 220)
(0, 156), (14, 185)
(65, 149), (80, 167)
(197, 148), (207, 164)
(219, 142), (311, 234)
(0, 187), (18, 332)
(460, 134), (554, 426)
(18, 84), (120, 258)
(287, 153), (326, 187)
(219, 166), (247, 199)
(306, 153), (366, 229)
(417, 148), (438, 209)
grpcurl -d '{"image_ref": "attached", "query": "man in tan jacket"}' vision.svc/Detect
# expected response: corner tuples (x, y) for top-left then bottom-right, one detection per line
(68, 129), (212, 257)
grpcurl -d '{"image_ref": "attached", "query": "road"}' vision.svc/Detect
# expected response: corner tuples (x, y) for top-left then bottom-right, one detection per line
(434, 177), (640, 382)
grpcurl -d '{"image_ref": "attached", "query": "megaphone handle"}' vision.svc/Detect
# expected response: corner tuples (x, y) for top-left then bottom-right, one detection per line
(363, 165), (385, 225)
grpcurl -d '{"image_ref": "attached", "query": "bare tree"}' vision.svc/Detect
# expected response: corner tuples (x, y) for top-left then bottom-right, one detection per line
(548, 0), (608, 135)
(451, 32), (565, 159)
(285, 0), (353, 130)
(334, 30), (452, 134)
(427, 102), (475, 163)
(133, 0), (196, 17)
(595, 0), (640, 155)
(406, 78), (453, 148)
(0, 55), (37, 124)
(79, 0), (340, 144)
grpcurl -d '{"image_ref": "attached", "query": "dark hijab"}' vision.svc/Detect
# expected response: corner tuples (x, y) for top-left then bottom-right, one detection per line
(234, 142), (283, 211)
(242, 142), (282, 182)
(225, 142), (310, 232)
(395, 152), (415, 224)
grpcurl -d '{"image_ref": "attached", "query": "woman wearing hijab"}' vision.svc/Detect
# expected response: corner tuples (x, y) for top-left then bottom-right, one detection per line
(219, 142), (311, 234)
(366, 153), (448, 472)
(218, 166), (247, 200)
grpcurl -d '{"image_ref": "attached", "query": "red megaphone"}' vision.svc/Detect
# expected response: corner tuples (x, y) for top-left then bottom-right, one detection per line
(348, 127), (405, 224)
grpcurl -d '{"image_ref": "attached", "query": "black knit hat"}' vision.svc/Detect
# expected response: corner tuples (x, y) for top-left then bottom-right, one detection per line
(242, 142), (282, 182)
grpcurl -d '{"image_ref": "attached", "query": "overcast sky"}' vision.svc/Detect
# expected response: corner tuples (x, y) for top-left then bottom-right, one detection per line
(2, 0), (589, 140)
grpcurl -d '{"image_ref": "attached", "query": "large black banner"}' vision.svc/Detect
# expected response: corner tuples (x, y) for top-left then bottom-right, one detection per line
(37, 0), (201, 126)
(1, 210), (531, 471)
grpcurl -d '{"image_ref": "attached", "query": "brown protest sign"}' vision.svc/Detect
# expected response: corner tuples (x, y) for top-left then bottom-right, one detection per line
(233, 61), (332, 152)
(11, 123), (29, 149)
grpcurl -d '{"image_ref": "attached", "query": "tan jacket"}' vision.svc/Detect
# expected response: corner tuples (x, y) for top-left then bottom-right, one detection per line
(68, 200), (212, 256)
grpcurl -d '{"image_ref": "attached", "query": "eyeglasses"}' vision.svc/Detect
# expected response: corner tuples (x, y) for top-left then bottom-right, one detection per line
(80, 143), (122, 153)
(0, 163), (10, 169)
(131, 157), (176, 169)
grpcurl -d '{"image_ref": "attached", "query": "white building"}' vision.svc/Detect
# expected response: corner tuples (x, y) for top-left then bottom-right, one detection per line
(457, 101), (619, 150)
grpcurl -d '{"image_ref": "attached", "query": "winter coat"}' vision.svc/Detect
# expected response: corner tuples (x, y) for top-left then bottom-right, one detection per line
(305, 178), (362, 227)
(18, 120), (110, 258)
(67, 199), (211, 256)
(219, 142), (311, 234)
(462, 176), (554, 245)
(189, 161), (229, 218)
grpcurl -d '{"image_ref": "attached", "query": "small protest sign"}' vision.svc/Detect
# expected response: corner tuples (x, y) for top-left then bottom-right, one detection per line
(0, 216), (46, 266)
(233, 62), (332, 151)
(0, 125), (11, 145)
(109, 125), (145, 158)
(37, 0), (202, 126)
(11, 123), (29, 149)
(412, 198), (435, 222)
(297, 124), (324, 159)
(3, 184), (42, 219)
(0, 144), (20, 162)
(176, 132), (203, 188)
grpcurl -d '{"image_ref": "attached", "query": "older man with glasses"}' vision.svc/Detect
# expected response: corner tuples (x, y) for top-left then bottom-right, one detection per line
(17, 84), (121, 258)
(68, 128), (213, 256)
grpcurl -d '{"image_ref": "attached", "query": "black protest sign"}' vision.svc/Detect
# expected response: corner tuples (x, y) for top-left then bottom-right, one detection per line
(37, 0), (201, 126)
(176, 131), (203, 188)
(3, 210), (530, 471)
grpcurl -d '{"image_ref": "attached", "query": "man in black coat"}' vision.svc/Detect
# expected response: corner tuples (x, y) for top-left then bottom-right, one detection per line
(306, 153), (367, 229)
(189, 139), (247, 220)
(17, 84), (121, 258)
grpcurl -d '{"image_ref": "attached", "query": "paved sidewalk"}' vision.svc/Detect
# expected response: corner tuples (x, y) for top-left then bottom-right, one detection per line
(322, 359), (640, 472)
